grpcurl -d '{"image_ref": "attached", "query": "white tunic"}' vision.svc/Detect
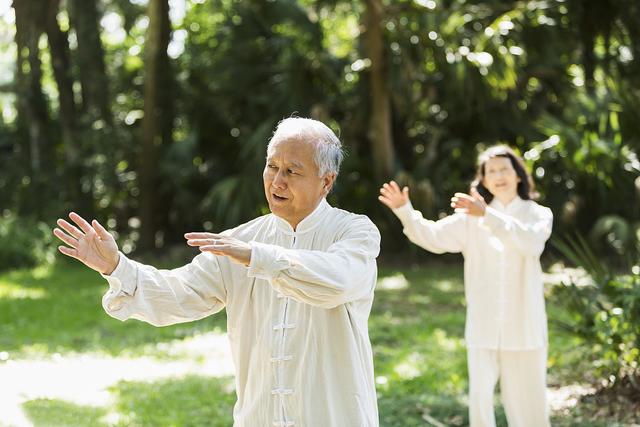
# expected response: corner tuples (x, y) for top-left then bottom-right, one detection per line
(102, 199), (381, 427)
(392, 197), (553, 350)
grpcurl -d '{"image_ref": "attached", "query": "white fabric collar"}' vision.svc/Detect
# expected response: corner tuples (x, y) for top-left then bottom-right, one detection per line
(273, 198), (330, 235)
(490, 196), (525, 213)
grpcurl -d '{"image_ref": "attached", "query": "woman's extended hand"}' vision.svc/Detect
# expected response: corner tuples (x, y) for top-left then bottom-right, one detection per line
(450, 187), (487, 217)
(378, 181), (410, 210)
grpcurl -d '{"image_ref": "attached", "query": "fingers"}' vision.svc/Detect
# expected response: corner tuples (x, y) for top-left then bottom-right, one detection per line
(377, 195), (393, 208)
(69, 212), (94, 235)
(380, 181), (407, 197)
(92, 219), (111, 240)
(470, 186), (485, 201)
(451, 195), (473, 211)
(199, 244), (228, 252)
(57, 218), (83, 239)
(57, 245), (79, 259)
(453, 192), (474, 201)
(186, 238), (219, 247)
(53, 228), (78, 248)
(184, 232), (220, 240)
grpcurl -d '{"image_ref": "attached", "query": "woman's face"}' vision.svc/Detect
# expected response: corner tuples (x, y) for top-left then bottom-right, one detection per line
(482, 156), (520, 201)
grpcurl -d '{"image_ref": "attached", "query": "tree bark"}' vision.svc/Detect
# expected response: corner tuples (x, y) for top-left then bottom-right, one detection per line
(45, 0), (87, 209)
(68, 0), (111, 124)
(139, 0), (172, 251)
(14, 0), (49, 173)
(363, 0), (395, 181)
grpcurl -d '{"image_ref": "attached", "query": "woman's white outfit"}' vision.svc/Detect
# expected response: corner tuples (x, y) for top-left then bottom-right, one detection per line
(392, 197), (553, 427)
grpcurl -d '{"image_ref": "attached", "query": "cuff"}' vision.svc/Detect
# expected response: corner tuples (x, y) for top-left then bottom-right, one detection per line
(101, 252), (138, 296)
(391, 201), (414, 223)
(247, 241), (290, 280)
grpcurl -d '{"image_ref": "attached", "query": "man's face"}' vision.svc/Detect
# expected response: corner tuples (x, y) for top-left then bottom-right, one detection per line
(263, 138), (334, 229)
(482, 156), (520, 200)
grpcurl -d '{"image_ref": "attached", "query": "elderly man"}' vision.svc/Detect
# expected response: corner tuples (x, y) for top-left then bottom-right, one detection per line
(53, 117), (381, 427)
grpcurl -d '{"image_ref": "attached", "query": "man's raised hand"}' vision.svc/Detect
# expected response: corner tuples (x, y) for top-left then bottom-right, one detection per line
(53, 212), (120, 275)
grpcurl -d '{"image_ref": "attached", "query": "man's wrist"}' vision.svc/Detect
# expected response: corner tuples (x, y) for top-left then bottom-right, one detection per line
(103, 253), (120, 275)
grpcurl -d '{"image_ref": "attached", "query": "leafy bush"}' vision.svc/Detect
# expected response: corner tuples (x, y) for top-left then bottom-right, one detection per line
(0, 213), (56, 271)
(551, 233), (640, 392)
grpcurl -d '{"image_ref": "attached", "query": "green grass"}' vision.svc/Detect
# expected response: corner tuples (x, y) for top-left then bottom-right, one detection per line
(0, 259), (633, 426)
(0, 258), (225, 359)
(20, 376), (236, 427)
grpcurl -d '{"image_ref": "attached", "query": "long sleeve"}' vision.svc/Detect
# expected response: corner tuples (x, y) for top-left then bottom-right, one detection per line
(102, 252), (227, 327)
(246, 217), (380, 309)
(392, 201), (467, 254)
(481, 204), (553, 257)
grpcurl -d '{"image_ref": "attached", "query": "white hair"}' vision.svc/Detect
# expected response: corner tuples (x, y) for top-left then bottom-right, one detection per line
(267, 117), (344, 177)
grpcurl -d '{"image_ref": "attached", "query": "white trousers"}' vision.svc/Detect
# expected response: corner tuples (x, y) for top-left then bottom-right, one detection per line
(467, 347), (550, 427)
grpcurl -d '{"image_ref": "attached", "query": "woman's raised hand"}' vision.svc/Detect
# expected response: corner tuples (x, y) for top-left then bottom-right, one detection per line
(378, 181), (410, 210)
(450, 187), (487, 217)
(53, 212), (120, 275)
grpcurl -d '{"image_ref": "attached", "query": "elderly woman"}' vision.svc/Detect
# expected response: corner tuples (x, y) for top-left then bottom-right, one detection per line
(379, 145), (553, 427)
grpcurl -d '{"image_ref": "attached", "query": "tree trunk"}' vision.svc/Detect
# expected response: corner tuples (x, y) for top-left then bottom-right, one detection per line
(68, 0), (111, 124)
(45, 0), (86, 209)
(363, 0), (395, 181)
(139, 0), (172, 251)
(13, 0), (51, 215)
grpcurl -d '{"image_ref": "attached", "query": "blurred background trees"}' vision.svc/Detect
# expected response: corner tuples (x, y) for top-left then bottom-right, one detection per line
(0, 0), (638, 257)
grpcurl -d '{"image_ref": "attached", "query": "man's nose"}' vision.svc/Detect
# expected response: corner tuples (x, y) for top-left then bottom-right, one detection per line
(273, 170), (287, 188)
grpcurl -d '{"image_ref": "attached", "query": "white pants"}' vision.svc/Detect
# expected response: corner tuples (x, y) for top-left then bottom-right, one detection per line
(467, 348), (550, 427)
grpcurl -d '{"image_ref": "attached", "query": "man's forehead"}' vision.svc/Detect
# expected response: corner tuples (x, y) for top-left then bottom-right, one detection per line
(267, 139), (316, 166)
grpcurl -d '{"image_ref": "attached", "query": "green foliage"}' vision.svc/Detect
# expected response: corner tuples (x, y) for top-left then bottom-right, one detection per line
(532, 80), (640, 235)
(0, 213), (56, 272)
(3, 0), (640, 249)
(551, 234), (640, 392)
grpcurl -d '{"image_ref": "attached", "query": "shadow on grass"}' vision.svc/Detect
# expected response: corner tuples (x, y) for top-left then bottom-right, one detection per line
(0, 260), (227, 358)
(22, 375), (236, 427)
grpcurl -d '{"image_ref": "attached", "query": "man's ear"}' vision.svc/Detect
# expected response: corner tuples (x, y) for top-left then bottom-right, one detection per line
(322, 173), (337, 194)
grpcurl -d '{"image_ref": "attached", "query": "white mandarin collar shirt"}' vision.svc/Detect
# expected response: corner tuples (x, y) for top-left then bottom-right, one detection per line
(393, 196), (553, 350)
(102, 198), (381, 427)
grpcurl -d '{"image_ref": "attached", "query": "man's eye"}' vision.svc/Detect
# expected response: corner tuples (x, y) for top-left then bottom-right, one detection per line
(288, 169), (296, 175)
(267, 164), (277, 169)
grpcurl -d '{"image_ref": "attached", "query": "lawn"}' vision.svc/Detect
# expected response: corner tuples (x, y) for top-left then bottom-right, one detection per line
(0, 259), (632, 426)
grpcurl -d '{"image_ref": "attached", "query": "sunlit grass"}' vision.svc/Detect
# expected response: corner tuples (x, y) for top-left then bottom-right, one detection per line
(0, 258), (225, 359)
(20, 376), (236, 427)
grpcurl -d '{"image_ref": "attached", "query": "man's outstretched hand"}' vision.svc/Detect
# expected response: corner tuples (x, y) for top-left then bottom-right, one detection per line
(53, 212), (120, 275)
(185, 233), (252, 266)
